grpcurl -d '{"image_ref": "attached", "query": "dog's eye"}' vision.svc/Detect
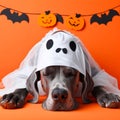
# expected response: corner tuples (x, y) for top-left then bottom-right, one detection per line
(43, 67), (56, 76)
(63, 68), (77, 77)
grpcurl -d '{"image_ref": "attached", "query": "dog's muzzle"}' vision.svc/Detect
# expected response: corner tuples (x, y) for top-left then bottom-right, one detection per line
(52, 88), (68, 102)
(42, 86), (79, 111)
(26, 67), (81, 111)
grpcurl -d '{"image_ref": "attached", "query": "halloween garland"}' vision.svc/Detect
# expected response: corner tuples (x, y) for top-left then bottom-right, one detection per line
(0, 4), (120, 31)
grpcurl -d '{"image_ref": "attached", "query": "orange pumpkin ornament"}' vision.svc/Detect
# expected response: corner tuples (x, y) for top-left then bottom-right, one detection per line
(38, 11), (57, 27)
(65, 14), (85, 31)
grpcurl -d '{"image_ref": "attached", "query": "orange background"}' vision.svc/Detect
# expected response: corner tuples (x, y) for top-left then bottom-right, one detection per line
(0, 0), (120, 85)
(0, 1), (120, 120)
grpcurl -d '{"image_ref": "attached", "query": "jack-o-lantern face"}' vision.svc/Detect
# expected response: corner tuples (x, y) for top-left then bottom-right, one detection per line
(38, 11), (57, 27)
(65, 14), (85, 30)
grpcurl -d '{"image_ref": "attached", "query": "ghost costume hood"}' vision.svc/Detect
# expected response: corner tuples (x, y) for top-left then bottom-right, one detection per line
(0, 28), (120, 101)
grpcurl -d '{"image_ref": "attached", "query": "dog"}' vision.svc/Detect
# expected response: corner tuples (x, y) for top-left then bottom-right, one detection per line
(0, 28), (120, 110)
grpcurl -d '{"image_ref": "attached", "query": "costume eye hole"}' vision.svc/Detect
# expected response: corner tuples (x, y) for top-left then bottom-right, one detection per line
(69, 41), (76, 52)
(46, 39), (54, 49)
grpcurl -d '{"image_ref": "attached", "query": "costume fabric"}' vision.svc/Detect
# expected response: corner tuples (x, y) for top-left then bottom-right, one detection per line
(0, 28), (120, 96)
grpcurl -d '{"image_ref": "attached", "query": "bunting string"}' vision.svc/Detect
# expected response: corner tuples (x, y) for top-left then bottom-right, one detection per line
(0, 4), (120, 30)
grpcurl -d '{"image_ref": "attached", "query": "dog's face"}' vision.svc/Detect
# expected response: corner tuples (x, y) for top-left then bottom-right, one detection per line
(40, 66), (80, 111)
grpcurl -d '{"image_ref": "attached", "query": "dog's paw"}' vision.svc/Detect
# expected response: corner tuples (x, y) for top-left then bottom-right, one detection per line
(97, 93), (120, 108)
(0, 93), (25, 109)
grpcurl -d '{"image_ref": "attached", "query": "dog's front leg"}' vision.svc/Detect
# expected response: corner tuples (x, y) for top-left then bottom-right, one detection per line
(0, 88), (28, 109)
(92, 86), (120, 108)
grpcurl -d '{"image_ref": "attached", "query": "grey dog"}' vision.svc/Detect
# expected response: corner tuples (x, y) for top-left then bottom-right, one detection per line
(0, 29), (120, 110)
(0, 66), (120, 110)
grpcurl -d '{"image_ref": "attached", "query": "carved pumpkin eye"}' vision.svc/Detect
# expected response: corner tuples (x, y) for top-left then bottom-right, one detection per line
(65, 14), (85, 31)
(38, 11), (57, 27)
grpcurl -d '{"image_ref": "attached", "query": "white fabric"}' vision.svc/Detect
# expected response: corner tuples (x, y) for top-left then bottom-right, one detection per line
(0, 28), (120, 96)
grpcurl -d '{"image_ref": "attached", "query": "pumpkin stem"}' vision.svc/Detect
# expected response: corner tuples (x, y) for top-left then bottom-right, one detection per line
(76, 14), (81, 18)
(45, 10), (51, 15)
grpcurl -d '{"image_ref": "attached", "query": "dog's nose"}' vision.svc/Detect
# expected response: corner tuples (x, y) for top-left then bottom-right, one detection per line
(52, 88), (68, 101)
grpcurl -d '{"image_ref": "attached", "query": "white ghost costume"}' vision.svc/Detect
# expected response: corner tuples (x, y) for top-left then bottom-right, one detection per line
(0, 28), (120, 98)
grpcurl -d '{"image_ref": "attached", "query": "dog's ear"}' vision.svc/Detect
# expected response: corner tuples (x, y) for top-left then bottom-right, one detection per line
(80, 71), (94, 103)
(26, 69), (40, 103)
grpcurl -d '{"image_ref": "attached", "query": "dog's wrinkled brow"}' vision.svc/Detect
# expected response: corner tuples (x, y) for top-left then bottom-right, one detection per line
(63, 67), (77, 76)
(43, 66), (57, 75)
